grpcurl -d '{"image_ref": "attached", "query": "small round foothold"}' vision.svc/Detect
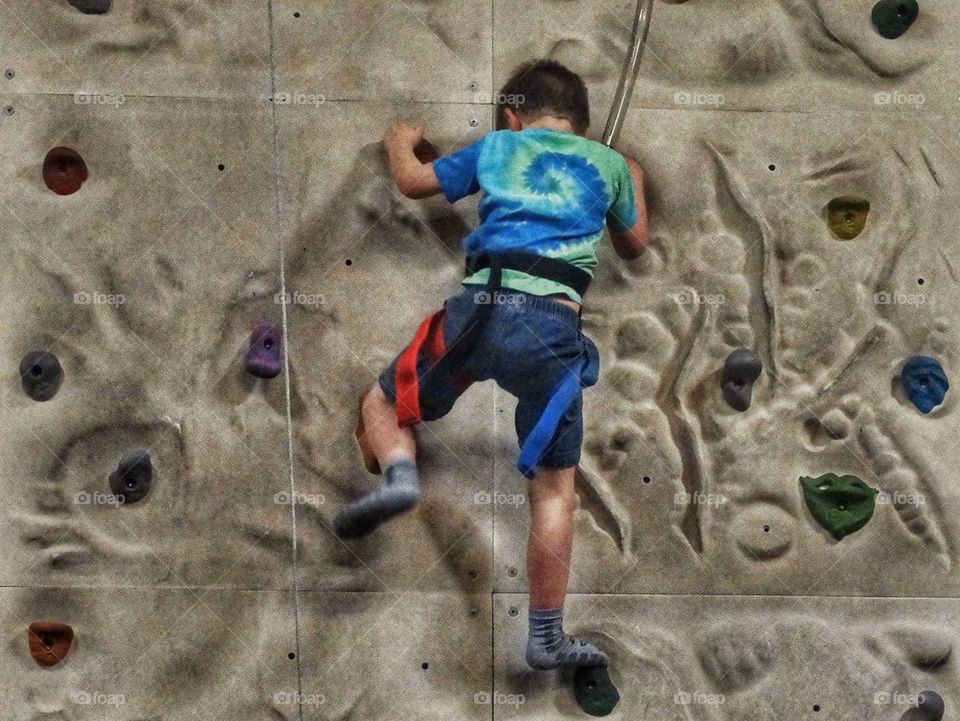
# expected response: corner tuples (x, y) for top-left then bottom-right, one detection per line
(245, 321), (283, 379)
(43, 147), (88, 195)
(872, 0), (919, 39)
(19, 351), (63, 402)
(721, 348), (763, 411)
(3, 69), (14, 80)
(108, 449), (153, 504)
(27, 621), (74, 667)
(469, 118), (480, 127)
(900, 355), (949, 414)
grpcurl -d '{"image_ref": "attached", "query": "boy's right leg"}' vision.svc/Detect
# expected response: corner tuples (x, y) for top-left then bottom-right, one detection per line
(333, 383), (421, 539)
(525, 465), (608, 670)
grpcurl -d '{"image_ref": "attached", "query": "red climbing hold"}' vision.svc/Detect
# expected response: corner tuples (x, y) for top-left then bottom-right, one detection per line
(42, 147), (88, 195)
(27, 620), (75, 667)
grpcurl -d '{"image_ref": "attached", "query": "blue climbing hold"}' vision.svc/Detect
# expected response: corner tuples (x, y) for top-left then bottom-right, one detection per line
(901, 356), (948, 414)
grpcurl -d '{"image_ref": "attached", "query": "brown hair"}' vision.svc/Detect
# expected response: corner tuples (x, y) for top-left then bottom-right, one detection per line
(496, 59), (590, 135)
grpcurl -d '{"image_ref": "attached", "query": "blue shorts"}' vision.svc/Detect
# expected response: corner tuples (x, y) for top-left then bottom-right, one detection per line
(379, 287), (592, 469)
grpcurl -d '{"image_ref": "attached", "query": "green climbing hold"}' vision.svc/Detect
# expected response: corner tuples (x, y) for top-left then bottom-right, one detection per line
(800, 474), (879, 540)
(871, 0), (919, 39)
(574, 666), (620, 717)
(825, 196), (870, 240)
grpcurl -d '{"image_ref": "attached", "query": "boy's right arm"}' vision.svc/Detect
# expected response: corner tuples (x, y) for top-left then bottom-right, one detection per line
(384, 122), (442, 200)
(609, 155), (649, 260)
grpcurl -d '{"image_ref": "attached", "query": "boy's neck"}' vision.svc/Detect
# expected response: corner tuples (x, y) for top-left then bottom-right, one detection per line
(523, 116), (577, 134)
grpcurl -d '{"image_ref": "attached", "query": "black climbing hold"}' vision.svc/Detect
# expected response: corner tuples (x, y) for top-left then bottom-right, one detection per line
(901, 690), (945, 721)
(872, 0), (919, 39)
(799, 473), (879, 540)
(901, 355), (948, 414)
(19, 351), (63, 402)
(721, 347), (763, 411)
(245, 321), (283, 379)
(108, 449), (152, 504)
(68, 0), (112, 14)
(574, 666), (620, 717)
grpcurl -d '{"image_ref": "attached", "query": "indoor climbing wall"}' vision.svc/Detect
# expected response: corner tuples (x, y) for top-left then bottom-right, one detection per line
(0, 1), (958, 719)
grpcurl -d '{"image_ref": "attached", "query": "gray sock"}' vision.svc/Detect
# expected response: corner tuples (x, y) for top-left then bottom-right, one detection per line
(526, 607), (608, 670)
(334, 459), (421, 539)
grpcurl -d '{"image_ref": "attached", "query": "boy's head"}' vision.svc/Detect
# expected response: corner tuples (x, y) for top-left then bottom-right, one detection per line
(496, 60), (590, 135)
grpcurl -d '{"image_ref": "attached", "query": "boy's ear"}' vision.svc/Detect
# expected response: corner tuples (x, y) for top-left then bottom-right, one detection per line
(502, 107), (524, 131)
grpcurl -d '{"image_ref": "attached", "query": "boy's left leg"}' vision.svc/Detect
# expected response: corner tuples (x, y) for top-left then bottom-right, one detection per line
(525, 465), (608, 670)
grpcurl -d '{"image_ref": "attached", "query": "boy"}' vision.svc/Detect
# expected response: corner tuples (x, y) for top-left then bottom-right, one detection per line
(334, 60), (648, 670)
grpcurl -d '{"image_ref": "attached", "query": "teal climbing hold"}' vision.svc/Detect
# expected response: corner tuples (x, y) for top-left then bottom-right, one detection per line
(574, 666), (620, 717)
(901, 356), (948, 414)
(871, 0), (919, 39)
(800, 474), (879, 541)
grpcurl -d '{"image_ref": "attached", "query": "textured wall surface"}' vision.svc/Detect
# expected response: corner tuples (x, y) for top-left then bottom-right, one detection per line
(0, 1), (958, 719)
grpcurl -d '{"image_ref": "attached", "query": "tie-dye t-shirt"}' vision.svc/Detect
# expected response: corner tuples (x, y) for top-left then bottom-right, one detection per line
(432, 128), (637, 303)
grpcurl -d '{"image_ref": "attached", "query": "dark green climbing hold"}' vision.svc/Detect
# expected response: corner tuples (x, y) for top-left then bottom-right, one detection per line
(871, 0), (919, 39)
(800, 474), (878, 540)
(574, 666), (620, 717)
(825, 196), (870, 240)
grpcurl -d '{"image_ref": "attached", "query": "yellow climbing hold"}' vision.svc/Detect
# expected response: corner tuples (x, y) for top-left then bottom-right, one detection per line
(825, 196), (870, 240)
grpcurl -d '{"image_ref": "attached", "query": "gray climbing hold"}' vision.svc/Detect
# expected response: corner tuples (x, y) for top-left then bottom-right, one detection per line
(721, 348), (763, 411)
(108, 449), (152, 504)
(900, 690), (944, 721)
(68, 0), (112, 14)
(19, 351), (63, 402)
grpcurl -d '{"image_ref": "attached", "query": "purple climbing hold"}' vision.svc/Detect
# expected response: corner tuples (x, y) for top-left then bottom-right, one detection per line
(245, 322), (283, 379)
(20, 351), (63, 402)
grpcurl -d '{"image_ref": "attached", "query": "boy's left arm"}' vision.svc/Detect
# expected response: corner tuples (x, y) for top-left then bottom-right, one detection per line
(384, 122), (442, 199)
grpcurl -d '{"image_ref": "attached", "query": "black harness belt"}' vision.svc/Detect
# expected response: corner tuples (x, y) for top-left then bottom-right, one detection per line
(465, 250), (592, 299)
(395, 250), (597, 477)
